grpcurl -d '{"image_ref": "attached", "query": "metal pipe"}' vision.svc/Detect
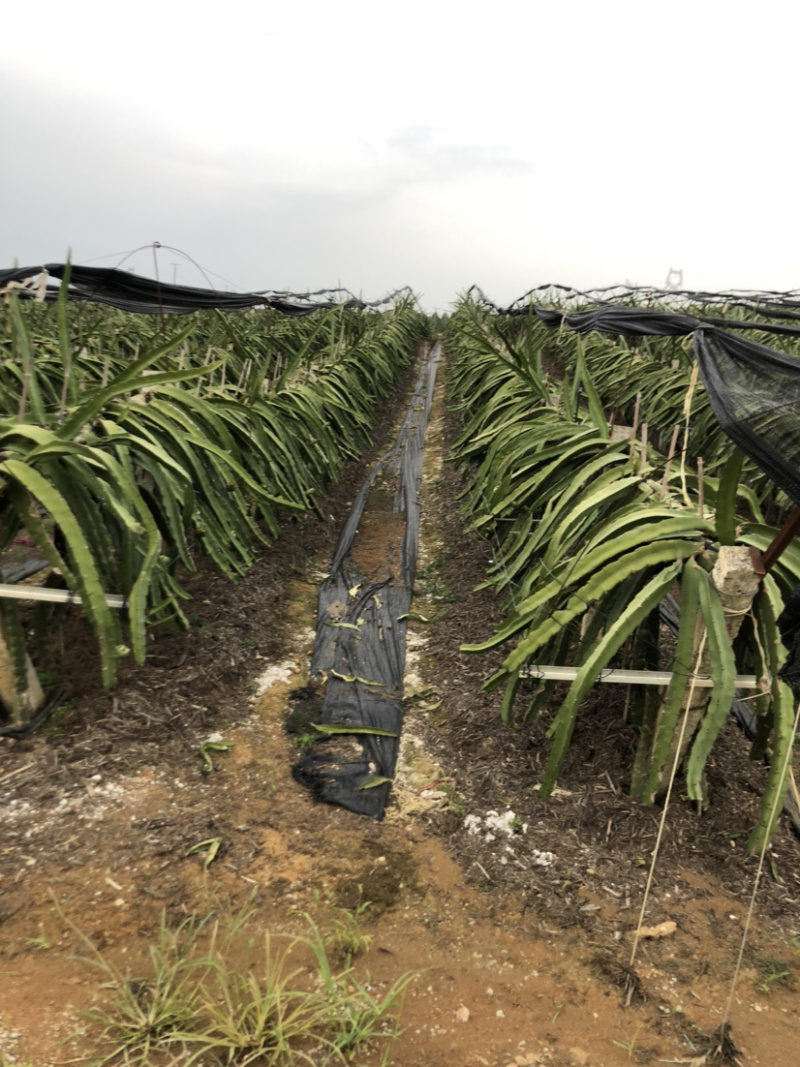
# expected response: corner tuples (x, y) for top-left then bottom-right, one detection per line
(519, 664), (759, 688)
(0, 584), (127, 609)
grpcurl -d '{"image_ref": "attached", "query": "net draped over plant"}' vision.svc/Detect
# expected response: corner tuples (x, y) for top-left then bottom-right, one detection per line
(1, 262), (412, 316)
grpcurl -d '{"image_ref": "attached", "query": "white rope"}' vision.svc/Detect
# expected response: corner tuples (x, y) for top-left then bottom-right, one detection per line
(721, 693), (800, 1029)
(629, 630), (708, 969)
(722, 604), (756, 617)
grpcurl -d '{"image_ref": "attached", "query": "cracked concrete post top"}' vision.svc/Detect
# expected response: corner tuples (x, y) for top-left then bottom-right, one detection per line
(711, 545), (762, 635)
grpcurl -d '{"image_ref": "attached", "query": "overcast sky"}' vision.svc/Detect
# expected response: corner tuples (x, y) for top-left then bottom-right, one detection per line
(2, 1), (798, 311)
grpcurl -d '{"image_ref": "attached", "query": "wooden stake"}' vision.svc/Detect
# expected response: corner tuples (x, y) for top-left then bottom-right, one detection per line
(630, 391), (642, 462)
(661, 425), (681, 499)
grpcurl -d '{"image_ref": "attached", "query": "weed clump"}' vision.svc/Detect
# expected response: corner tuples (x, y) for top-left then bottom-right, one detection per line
(64, 901), (415, 1066)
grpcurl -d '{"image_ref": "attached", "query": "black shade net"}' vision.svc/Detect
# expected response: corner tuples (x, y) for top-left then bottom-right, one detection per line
(472, 288), (800, 510)
(470, 282), (800, 318)
(0, 264), (412, 316)
(291, 343), (441, 819)
(778, 588), (800, 706)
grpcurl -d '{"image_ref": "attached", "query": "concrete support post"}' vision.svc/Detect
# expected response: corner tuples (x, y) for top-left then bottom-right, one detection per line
(655, 546), (761, 799)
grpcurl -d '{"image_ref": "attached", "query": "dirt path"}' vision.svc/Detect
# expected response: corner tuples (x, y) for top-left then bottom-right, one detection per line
(1, 346), (799, 1066)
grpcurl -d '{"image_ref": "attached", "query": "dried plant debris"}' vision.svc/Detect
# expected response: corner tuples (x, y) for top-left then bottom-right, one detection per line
(706, 1022), (744, 1066)
(592, 954), (647, 1005)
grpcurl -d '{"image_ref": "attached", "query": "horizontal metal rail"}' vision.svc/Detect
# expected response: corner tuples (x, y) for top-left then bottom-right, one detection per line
(519, 664), (760, 688)
(0, 583), (127, 609)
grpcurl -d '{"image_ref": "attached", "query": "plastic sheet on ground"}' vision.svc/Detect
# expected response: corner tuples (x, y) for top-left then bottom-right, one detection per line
(291, 343), (441, 819)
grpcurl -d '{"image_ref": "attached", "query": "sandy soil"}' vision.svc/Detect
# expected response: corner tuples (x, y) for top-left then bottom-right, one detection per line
(1, 348), (799, 1067)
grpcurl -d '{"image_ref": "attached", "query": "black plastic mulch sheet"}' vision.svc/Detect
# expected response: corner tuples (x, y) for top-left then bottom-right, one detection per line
(0, 264), (411, 316)
(292, 344), (441, 819)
